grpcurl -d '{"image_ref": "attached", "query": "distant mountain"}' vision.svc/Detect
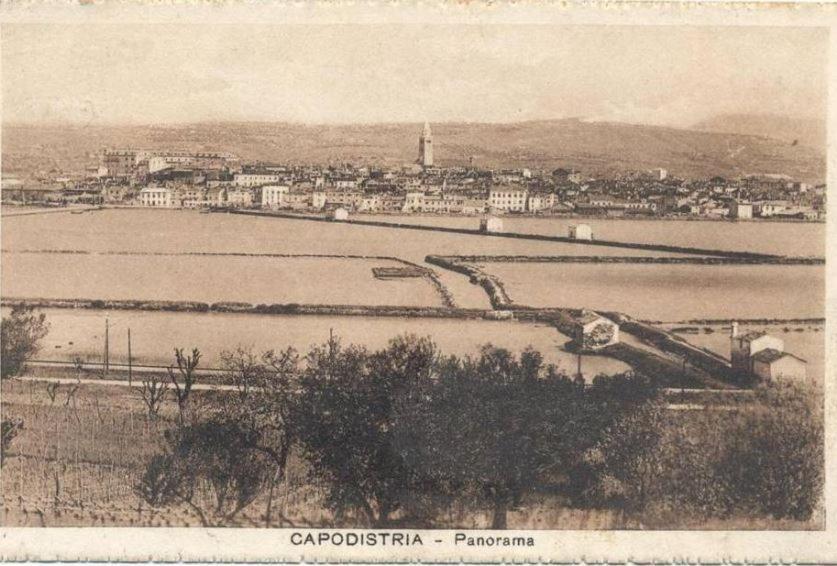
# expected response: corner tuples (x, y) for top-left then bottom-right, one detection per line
(2, 118), (825, 183)
(693, 114), (825, 154)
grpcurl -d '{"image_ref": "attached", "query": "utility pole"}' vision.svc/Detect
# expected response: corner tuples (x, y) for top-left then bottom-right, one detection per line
(127, 327), (132, 387)
(576, 351), (582, 381)
(103, 318), (109, 377)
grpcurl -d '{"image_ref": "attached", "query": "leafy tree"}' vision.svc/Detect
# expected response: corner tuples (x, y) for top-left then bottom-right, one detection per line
(407, 345), (582, 529)
(1, 307), (49, 379)
(136, 418), (270, 526)
(714, 382), (824, 521)
(216, 346), (299, 526)
(293, 334), (437, 527)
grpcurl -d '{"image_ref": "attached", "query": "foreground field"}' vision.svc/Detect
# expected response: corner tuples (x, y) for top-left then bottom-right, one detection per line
(0, 380), (821, 530)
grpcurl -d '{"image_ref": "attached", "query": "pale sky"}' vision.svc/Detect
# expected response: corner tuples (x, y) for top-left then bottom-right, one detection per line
(1, 24), (828, 127)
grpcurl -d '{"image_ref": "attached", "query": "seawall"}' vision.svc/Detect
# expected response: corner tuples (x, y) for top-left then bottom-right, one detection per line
(225, 209), (792, 260)
(0, 297), (495, 319)
(429, 254), (825, 265)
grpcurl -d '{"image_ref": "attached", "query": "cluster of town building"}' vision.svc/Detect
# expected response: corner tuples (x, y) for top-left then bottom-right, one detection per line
(2, 124), (826, 220)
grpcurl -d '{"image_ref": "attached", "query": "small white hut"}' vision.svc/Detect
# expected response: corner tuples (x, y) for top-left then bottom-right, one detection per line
(480, 216), (504, 233)
(329, 207), (349, 222)
(568, 223), (593, 241)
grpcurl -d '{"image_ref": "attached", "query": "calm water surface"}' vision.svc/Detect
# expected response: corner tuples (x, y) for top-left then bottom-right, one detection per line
(485, 263), (824, 321)
(360, 214), (825, 257)
(24, 309), (629, 381)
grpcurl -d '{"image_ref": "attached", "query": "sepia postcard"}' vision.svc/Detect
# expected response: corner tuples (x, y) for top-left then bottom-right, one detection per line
(0, 0), (835, 563)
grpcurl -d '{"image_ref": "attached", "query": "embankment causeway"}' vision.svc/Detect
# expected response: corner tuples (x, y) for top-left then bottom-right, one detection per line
(228, 209), (799, 260)
(428, 254), (824, 265)
(0, 297), (496, 319)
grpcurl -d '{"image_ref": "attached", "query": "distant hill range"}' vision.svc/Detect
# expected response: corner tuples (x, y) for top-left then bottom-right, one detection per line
(693, 114), (825, 154)
(2, 116), (825, 183)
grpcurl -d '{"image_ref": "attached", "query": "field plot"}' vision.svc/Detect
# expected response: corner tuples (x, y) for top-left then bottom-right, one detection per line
(2, 252), (443, 307)
(19, 309), (630, 379)
(484, 262), (824, 320)
(0, 381), (329, 528)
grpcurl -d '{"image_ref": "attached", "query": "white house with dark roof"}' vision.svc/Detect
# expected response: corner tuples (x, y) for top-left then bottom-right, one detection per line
(752, 349), (807, 382)
(730, 324), (784, 375)
(729, 322), (807, 382)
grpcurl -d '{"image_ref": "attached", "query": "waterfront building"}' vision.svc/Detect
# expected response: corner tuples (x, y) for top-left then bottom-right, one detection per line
(262, 185), (290, 209)
(403, 191), (425, 213)
(527, 192), (555, 212)
(102, 185), (130, 203)
(359, 195), (383, 212)
(286, 192), (311, 210)
(729, 200), (753, 219)
(139, 186), (173, 207)
(101, 149), (138, 178)
(325, 190), (364, 210)
(418, 122), (434, 167)
(461, 198), (488, 215)
(753, 200), (790, 218)
(311, 191), (327, 210)
(206, 186), (228, 207)
(227, 188), (254, 208)
(234, 173), (284, 187)
(488, 188), (529, 212)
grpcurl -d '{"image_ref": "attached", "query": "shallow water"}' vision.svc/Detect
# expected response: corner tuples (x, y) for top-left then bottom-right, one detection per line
(2, 252), (442, 307)
(360, 214), (825, 257)
(25, 308), (630, 381)
(486, 262), (824, 320)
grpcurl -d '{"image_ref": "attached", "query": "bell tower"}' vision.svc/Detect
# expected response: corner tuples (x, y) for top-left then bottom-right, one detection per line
(418, 122), (433, 167)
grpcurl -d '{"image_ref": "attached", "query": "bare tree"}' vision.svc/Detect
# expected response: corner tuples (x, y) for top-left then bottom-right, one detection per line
(138, 373), (169, 420)
(167, 348), (201, 424)
(45, 382), (60, 405)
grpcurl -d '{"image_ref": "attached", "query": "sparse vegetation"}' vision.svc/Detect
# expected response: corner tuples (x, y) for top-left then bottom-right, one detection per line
(1, 335), (825, 529)
(1, 306), (49, 379)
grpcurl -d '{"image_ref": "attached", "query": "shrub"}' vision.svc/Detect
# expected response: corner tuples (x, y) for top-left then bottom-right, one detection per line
(1, 307), (49, 379)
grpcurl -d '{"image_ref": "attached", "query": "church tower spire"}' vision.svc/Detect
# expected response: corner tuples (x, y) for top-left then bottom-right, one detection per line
(419, 122), (433, 167)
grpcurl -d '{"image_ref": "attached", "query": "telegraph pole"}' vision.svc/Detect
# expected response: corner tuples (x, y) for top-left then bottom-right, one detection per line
(127, 327), (133, 387)
(103, 318), (109, 377)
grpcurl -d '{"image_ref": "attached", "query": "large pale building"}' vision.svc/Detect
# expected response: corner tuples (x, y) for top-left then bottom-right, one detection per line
(418, 122), (433, 167)
(489, 188), (529, 212)
(261, 185), (290, 209)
